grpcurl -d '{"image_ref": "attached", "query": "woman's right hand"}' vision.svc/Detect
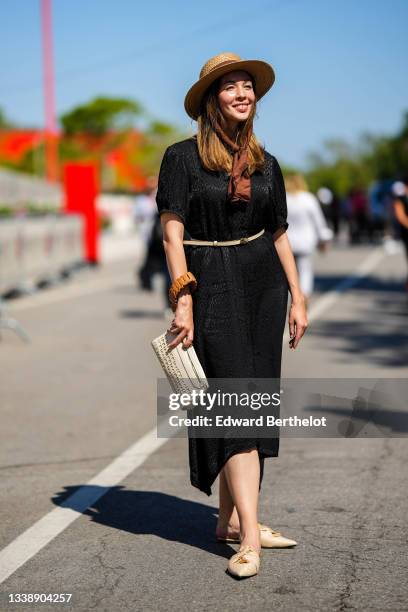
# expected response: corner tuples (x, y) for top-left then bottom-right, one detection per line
(167, 287), (194, 350)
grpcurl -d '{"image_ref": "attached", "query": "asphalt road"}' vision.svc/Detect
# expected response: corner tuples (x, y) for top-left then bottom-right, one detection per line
(0, 236), (407, 612)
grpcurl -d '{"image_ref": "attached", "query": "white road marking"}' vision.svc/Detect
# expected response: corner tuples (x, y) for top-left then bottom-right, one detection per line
(0, 427), (169, 584)
(0, 245), (388, 584)
(283, 246), (387, 340)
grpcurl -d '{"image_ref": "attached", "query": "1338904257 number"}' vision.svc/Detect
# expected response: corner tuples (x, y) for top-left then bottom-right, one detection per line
(8, 593), (73, 603)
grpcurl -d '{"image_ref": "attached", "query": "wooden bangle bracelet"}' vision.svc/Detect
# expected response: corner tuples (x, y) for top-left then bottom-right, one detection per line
(169, 271), (197, 309)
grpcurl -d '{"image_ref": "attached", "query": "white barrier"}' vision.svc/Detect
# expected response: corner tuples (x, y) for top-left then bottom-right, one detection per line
(0, 219), (25, 293)
(0, 168), (61, 207)
(21, 218), (54, 283)
(51, 215), (83, 274)
(0, 214), (84, 295)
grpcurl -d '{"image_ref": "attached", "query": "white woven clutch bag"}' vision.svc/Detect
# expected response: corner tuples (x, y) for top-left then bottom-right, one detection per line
(151, 331), (209, 405)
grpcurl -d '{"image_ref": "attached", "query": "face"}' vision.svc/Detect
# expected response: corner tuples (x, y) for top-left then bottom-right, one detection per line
(217, 70), (255, 128)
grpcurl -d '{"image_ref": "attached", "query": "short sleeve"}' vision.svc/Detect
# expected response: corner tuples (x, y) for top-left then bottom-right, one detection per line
(155, 145), (191, 224)
(268, 155), (289, 236)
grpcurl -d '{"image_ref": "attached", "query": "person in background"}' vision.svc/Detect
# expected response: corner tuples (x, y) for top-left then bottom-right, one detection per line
(138, 211), (172, 312)
(133, 176), (158, 244)
(317, 186), (341, 241)
(346, 186), (371, 244)
(136, 175), (172, 313)
(368, 180), (388, 243)
(285, 174), (334, 308)
(391, 177), (408, 293)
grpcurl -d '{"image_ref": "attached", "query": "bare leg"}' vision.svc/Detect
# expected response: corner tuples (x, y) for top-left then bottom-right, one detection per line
(221, 448), (261, 552)
(216, 468), (240, 539)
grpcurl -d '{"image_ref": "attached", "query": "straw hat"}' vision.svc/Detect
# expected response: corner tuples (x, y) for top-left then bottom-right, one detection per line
(184, 52), (275, 120)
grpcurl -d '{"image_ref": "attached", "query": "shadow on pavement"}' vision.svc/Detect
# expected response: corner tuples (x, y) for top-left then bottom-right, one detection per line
(51, 486), (234, 559)
(310, 404), (408, 434)
(309, 319), (408, 367)
(308, 273), (408, 367)
(314, 274), (406, 294)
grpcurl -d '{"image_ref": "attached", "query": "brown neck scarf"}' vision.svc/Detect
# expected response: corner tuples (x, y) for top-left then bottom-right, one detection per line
(212, 120), (253, 204)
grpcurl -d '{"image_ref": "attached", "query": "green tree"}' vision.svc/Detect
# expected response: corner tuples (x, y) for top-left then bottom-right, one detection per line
(362, 111), (408, 180)
(304, 110), (408, 196)
(132, 119), (192, 177)
(60, 96), (144, 136)
(0, 107), (14, 129)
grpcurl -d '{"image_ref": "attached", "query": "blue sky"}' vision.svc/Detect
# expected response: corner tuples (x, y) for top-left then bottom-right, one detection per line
(1, 0), (407, 168)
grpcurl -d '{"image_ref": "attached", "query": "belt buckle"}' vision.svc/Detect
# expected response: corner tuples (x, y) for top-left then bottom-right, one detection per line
(240, 236), (249, 244)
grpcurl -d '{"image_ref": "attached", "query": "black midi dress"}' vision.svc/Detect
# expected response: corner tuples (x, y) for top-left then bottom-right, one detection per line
(156, 135), (290, 496)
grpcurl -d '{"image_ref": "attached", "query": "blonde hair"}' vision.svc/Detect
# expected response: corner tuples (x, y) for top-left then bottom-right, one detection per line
(196, 74), (265, 175)
(284, 173), (309, 194)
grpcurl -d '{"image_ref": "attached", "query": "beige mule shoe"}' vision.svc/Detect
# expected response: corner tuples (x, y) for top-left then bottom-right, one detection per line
(227, 545), (260, 579)
(258, 523), (297, 548)
(216, 524), (297, 548)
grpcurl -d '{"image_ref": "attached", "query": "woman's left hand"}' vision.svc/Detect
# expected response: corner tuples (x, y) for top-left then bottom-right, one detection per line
(288, 296), (308, 349)
(167, 287), (194, 349)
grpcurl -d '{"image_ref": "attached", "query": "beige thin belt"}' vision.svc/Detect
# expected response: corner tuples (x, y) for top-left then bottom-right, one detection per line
(183, 228), (265, 247)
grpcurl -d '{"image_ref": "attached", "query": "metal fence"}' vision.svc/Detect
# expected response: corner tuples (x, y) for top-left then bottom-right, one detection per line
(0, 168), (61, 208)
(0, 215), (84, 295)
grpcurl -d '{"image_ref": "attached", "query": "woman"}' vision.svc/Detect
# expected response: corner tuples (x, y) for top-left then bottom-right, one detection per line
(285, 174), (333, 308)
(155, 52), (308, 578)
(391, 177), (408, 292)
